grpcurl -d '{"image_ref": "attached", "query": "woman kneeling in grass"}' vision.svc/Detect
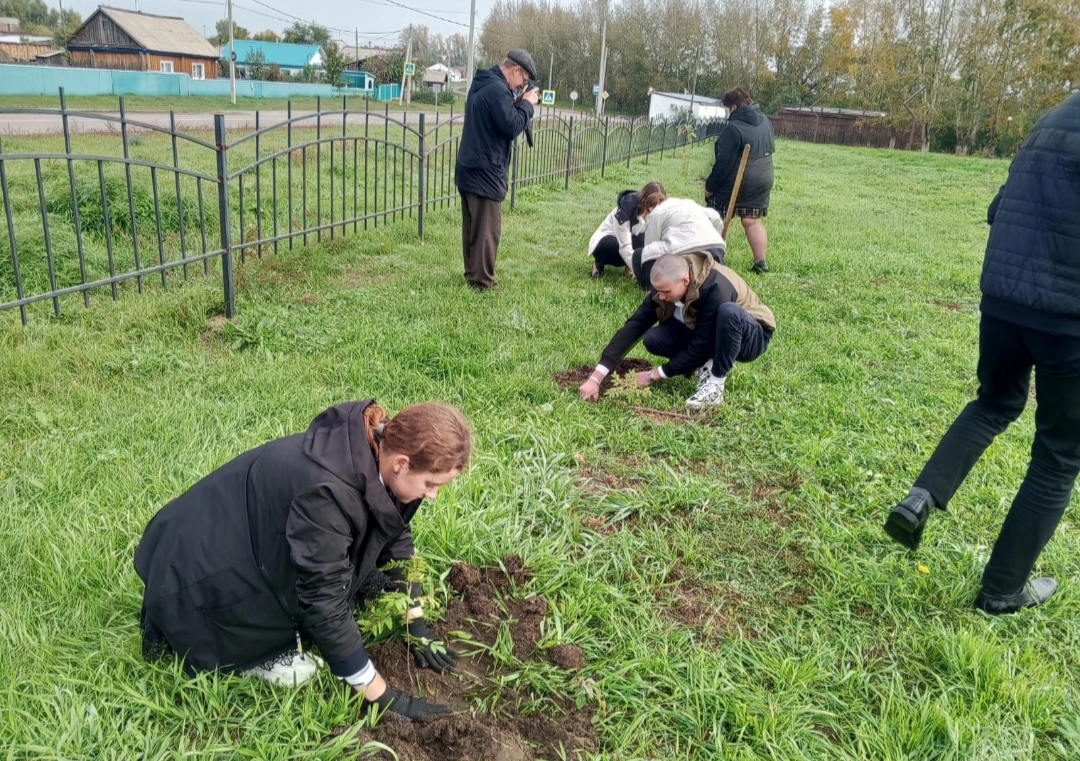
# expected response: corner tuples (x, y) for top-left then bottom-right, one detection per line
(135, 400), (470, 721)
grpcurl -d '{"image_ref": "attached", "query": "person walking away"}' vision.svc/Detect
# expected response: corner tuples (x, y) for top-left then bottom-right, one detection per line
(883, 91), (1080, 615)
(705, 87), (775, 273)
(455, 49), (540, 290)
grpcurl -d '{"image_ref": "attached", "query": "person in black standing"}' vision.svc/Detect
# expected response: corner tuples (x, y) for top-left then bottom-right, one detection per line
(455, 49), (540, 290)
(135, 400), (472, 719)
(884, 91), (1080, 615)
(705, 87), (776, 273)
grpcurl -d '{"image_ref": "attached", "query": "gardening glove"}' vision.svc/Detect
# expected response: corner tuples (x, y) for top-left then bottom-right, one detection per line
(406, 617), (458, 673)
(370, 688), (450, 721)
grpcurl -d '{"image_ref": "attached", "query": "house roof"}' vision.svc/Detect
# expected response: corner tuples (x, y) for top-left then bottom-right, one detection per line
(223, 40), (322, 68)
(651, 91), (724, 106)
(71, 7), (220, 58)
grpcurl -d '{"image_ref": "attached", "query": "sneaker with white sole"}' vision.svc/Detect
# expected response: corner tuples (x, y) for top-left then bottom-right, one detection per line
(694, 359), (714, 386)
(241, 649), (323, 687)
(687, 373), (725, 407)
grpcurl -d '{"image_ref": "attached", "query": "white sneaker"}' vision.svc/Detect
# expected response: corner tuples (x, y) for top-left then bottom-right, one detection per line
(687, 373), (726, 407)
(242, 649), (323, 687)
(694, 360), (714, 387)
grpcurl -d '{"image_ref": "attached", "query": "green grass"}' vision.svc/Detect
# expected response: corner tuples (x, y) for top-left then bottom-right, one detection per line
(4, 138), (1079, 760)
(0, 94), (438, 113)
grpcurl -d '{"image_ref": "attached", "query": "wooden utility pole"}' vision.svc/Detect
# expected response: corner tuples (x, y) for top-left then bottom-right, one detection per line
(596, 10), (607, 117)
(399, 32), (412, 106)
(465, 0), (477, 97)
(227, 0), (236, 104)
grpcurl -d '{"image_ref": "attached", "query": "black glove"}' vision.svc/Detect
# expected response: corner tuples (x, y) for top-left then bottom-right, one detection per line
(371, 688), (450, 721)
(406, 617), (458, 673)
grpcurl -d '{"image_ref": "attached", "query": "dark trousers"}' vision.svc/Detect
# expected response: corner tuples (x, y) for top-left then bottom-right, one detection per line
(592, 233), (645, 273)
(642, 302), (769, 377)
(460, 190), (502, 288)
(914, 314), (1080, 596)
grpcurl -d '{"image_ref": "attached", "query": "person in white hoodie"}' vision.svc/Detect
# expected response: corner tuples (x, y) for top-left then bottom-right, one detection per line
(631, 181), (726, 289)
(587, 189), (646, 278)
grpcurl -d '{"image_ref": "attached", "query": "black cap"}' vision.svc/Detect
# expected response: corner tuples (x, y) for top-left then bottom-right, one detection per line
(507, 48), (538, 81)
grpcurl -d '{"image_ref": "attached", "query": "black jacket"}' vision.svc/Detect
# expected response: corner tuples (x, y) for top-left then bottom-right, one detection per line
(455, 66), (534, 201)
(980, 90), (1080, 337)
(615, 189), (641, 226)
(134, 401), (418, 677)
(705, 104), (775, 209)
(599, 253), (775, 377)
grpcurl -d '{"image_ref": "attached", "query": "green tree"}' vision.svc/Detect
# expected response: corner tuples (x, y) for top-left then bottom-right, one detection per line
(251, 29), (279, 43)
(245, 48), (267, 80)
(210, 19), (248, 47)
(322, 42), (347, 86)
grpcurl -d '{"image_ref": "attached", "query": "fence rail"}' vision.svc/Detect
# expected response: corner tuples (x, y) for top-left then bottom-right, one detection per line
(1, 89), (722, 324)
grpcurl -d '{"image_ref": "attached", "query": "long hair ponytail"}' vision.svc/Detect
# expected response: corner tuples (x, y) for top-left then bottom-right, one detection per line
(362, 402), (472, 474)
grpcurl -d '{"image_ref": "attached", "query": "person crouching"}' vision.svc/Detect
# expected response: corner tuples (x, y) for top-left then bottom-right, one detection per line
(579, 252), (775, 407)
(587, 188), (645, 278)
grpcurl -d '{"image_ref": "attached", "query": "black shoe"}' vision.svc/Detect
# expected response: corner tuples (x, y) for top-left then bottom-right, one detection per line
(591, 267), (603, 279)
(975, 577), (1057, 615)
(883, 487), (937, 550)
(751, 259), (769, 273)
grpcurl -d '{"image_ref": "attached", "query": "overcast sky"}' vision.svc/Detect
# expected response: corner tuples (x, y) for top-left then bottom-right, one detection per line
(64, 0), (497, 47)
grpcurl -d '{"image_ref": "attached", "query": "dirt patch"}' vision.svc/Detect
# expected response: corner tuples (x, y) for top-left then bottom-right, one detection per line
(553, 358), (652, 394)
(357, 557), (596, 761)
(933, 298), (964, 312)
(579, 514), (617, 535)
(549, 645), (585, 670)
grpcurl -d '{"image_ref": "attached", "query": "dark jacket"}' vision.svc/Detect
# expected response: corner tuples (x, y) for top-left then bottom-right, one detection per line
(455, 66), (534, 202)
(705, 104), (775, 210)
(599, 252), (776, 376)
(980, 91), (1080, 337)
(134, 400), (418, 678)
(615, 189), (641, 226)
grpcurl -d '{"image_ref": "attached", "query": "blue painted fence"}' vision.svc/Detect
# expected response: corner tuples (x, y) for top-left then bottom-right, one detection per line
(0, 64), (385, 99)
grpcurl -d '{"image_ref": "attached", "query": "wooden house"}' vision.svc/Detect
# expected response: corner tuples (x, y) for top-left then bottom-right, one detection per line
(66, 7), (220, 79)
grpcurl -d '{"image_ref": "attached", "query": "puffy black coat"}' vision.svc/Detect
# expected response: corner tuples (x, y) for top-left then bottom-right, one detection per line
(980, 90), (1080, 336)
(134, 401), (418, 678)
(705, 104), (776, 210)
(455, 66), (534, 202)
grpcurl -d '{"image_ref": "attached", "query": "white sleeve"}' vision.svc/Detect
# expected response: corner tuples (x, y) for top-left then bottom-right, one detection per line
(614, 222), (634, 265)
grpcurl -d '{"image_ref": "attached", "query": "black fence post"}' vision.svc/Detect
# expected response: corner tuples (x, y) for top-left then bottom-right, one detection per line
(627, 119), (634, 168)
(564, 116), (573, 190)
(214, 115), (235, 319)
(418, 113), (426, 240)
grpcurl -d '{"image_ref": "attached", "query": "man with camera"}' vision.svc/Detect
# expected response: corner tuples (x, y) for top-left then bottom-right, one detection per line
(455, 49), (540, 290)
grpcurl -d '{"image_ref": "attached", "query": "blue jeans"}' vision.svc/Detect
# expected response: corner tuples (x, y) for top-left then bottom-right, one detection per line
(914, 314), (1080, 596)
(642, 302), (769, 377)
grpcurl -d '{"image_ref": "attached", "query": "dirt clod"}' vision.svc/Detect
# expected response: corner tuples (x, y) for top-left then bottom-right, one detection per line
(549, 644), (585, 670)
(449, 561), (482, 592)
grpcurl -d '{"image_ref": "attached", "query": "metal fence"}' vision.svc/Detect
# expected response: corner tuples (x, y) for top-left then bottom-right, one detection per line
(1, 89), (722, 324)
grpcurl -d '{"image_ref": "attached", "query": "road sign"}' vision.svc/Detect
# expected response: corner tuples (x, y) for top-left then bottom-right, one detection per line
(541, 89), (556, 106)
(569, 90), (579, 102)
(592, 83), (600, 95)
(602, 91), (609, 100)
(403, 62), (416, 76)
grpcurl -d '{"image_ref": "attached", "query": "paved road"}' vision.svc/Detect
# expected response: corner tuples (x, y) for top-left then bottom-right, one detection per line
(0, 106), (576, 136)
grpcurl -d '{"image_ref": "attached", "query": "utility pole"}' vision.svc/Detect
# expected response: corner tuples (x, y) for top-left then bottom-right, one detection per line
(399, 32), (412, 107)
(227, 0), (236, 104)
(465, 0), (477, 98)
(595, 5), (607, 117)
(548, 51), (553, 87)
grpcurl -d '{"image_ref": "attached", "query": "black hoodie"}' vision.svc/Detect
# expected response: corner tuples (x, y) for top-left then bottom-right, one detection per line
(455, 65), (534, 201)
(134, 400), (419, 678)
(705, 103), (776, 210)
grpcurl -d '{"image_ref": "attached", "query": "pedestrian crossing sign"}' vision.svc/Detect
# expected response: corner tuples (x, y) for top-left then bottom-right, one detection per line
(404, 62), (416, 76)
(541, 90), (556, 105)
